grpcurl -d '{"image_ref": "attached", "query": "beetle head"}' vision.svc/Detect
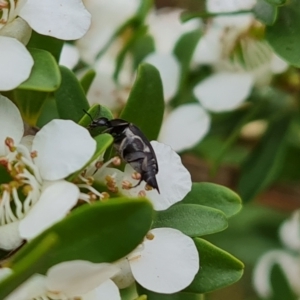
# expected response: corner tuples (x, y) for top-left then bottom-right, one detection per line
(89, 117), (110, 129)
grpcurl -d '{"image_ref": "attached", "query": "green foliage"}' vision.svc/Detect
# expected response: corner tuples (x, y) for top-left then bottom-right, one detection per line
(266, 0), (300, 66)
(182, 183), (242, 218)
(80, 69), (96, 94)
(136, 285), (204, 300)
(54, 66), (89, 122)
(131, 34), (155, 69)
(173, 29), (202, 101)
(186, 238), (244, 294)
(120, 63), (164, 140)
(18, 48), (61, 91)
(27, 31), (64, 61)
(153, 203), (228, 237)
(13, 90), (49, 126)
(270, 264), (296, 300)
(238, 114), (292, 202)
(253, 0), (278, 26)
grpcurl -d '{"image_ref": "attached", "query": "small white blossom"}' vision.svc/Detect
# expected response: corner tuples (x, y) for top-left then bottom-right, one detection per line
(192, 0), (288, 112)
(158, 103), (210, 152)
(76, 0), (140, 64)
(279, 210), (300, 252)
(94, 141), (192, 211)
(113, 228), (199, 294)
(0, 95), (96, 249)
(253, 211), (300, 298)
(3, 260), (121, 300)
(0, 0), (91, 90)
(253, 250), (300, 299)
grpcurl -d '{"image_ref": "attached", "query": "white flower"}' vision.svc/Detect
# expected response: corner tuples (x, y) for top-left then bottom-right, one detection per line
(4, 260), (121, 300)
(76, 0), (140, 64)
(94, 141), (192, 211)
(0, 95), (96, 249)
(59, 43), (80, 70)
(192, 0), (288, 112)
(144, 8), (200, 102)
(144, 52), (180, 101)
(253, 250), (300, 299)
(279, 210), (300, 252)
(158, 103), (210, 152)
(83, 48), (133, 111)
(0, 0), (91, 91)
(147, 8), (200, 54)
(113, 228), (199, 294)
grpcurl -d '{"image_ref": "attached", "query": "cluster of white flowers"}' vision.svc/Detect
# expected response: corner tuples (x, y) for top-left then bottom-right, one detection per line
(253, 210), (300, 298)
(59, 0), (289, 155)
(0, 0), (91, 91)
(0, 96), (199, 298)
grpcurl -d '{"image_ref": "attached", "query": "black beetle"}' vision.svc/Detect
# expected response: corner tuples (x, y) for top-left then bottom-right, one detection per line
(87, 115), (160, 193)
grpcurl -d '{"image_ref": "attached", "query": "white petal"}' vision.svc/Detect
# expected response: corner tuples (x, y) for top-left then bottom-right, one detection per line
(5, 274), (47, 300)
(253, 250), (300, 298)
(32, 119), (96, 180)
(0, 95), (24, 155)
(194, 72), (254, 112)
(207, 0), (255, 29)
(144, 53), (180, 101)
(19, 0), (91, 40)
(129, 228), (199, 293)
(279, 210), (300, 251)
(270, 54), (288, 74)
(76, 0), (140, 63)
(0, 221), (23, 250)
(158, 104), (210, 152)
(147, 8), (200, 54)
(46, 260), (120, 297)
(82, 280), (121, 300)
(123, 142), (192, 211)
(19, 181), (79, 239)
(20, 135), (34, 152)
(59, 43), (80, 70)
(193, 27), (223, 65)
(112, 259), (135, 289)
(0, 17), (32, 45)
(0, 36), (33, 91)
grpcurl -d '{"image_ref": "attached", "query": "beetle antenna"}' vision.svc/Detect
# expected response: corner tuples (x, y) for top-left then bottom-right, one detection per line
(83, 109), (94, 122)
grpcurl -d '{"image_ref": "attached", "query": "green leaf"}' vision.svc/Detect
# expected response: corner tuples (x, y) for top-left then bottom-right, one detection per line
(185, 238), (244, 293)
(120, 63), (164, 140)
(265, 0), (286, 5)
(253, 0), (278, 25)
(270, 264), (296, 300)
(182, 183), (242, 218)
(78, 104), (114, 136)
(66, 133), (113, 182)
(266, 0), (300, 67)
(153, 203), (228, 237)
(36, 95), (60, 127)
(27, 31), (63, 61)
(18, 48), (61, 91)
(80, 69), (96, 94)
(114, 25), (147, 81)
(136, 285), (204, 300)
(0, 234), (58, 298)
(54, 66), (89, 122)
(10, 198), (153, 274)
(13, 90), (48, 126)
(131, 34), (155, 69)
(238, 114), (291, 202)
(173, 30), (202, 97)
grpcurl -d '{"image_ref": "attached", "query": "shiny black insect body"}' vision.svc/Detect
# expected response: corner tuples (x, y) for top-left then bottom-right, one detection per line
(88, 117), (160, 193)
